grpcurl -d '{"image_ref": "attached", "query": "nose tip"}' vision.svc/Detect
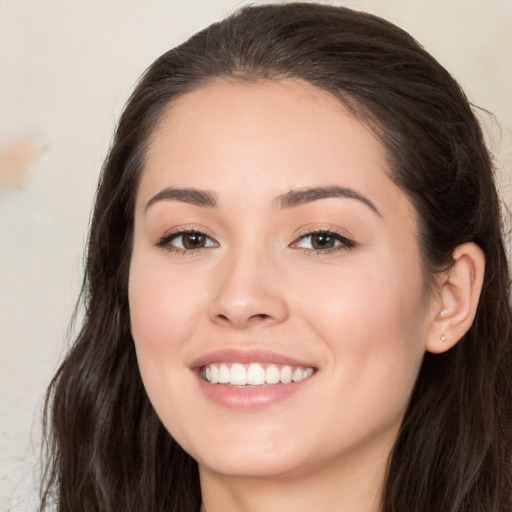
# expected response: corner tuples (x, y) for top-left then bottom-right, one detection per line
(207, 263), (289, 329)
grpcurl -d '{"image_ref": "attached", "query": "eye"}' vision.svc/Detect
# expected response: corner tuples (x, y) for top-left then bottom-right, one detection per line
(156, 230), (218, 252)
(292, 230), (355, 253)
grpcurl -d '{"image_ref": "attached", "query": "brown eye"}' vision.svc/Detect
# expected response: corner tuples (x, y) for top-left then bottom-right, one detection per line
(182, 233), (208, 249)
(310, 233), (336, 249)
(293, 230), (355, 253)
(156, 230), (218, 251)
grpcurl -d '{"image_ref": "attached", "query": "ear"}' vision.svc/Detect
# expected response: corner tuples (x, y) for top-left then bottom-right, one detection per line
(425, 242), (485, 354)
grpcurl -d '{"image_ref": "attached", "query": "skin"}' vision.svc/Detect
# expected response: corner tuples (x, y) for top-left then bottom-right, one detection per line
(128, 80), (482, 512)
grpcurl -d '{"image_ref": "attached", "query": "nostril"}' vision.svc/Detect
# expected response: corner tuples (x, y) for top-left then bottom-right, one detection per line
(216, 313), (270, 323)
(249, 313), (272, 322)
(217, 313), (272, 325)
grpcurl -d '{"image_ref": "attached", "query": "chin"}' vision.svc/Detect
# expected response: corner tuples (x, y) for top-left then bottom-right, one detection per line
(195, 449), (306, 479)
(176, 422), (310, 478)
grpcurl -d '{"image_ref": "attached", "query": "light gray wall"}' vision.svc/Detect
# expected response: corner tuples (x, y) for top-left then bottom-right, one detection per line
(1, 1), (510, 509)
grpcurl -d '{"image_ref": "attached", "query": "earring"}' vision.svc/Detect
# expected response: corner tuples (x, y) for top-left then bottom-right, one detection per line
(441, 335), (446, 342)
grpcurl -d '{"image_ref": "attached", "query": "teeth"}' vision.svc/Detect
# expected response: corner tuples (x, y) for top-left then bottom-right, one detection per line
(219, 363), (230, 384)
(210, 364), (219, 384)
(230, 363), (247, 385)
(280, 365), (292, 384)
(292, 367), (302, 382)
(303, 367), (314, 379)
(202, 362), (315, 386)
(265, 364), (280, 384)
(247, 363), (266, 385)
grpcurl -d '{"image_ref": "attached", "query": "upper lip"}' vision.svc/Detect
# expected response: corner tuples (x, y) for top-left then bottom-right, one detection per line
(190, 348), (317, 369)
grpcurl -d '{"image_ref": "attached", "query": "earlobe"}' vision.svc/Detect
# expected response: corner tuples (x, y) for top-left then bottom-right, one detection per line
(425, 242), (485, 354)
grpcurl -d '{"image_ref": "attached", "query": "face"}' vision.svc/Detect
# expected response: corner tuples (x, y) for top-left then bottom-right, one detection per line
(129, 80), (433, 480)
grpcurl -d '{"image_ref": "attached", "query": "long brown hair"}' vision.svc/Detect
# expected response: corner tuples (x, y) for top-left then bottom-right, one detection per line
(41, 4), (512, 511)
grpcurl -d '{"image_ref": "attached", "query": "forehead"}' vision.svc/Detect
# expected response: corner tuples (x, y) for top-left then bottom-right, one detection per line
(137, 79), (409, 219)
(148, 79), (384, 165)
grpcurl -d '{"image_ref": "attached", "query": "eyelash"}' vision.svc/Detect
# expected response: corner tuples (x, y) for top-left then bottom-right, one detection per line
(155, 228), (355, 256)
(155, 228), (218, 255)
(291, 229), (355, 255)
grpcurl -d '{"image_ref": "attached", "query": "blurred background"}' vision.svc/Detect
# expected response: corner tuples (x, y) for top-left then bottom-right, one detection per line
(1, 0), (510, 509)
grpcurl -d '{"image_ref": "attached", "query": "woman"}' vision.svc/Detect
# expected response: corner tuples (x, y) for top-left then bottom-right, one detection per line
(40, 3), (512, 511)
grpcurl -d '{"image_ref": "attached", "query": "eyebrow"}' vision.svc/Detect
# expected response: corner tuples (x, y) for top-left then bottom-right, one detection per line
(144, 185), (380, 216)
(145, 187), (217, 212)
(276, 186), (380, 215)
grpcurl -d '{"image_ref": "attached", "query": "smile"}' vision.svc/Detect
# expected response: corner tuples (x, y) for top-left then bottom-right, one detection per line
(201, 362), (315, 386)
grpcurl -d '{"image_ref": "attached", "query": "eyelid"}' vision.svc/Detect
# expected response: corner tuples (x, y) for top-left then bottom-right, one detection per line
(290, 226), (356, 253)
(155, 225), (219, 252)
(291, 224), (354, 241)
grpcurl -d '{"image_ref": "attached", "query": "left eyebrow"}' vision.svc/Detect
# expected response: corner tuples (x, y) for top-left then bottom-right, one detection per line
(276, 186), (381, 216)
(144, 187), (218, 213)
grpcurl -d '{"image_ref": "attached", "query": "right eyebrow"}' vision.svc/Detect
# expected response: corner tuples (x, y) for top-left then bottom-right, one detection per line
(144, 187), (218, 213)
(276, 185), (381, 216)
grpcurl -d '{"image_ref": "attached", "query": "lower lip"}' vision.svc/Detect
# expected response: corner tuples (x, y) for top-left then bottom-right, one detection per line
(194, 372), (313, 411)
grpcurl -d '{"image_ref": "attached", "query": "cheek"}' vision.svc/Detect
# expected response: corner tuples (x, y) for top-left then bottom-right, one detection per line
(302, 261), (425, 336)
(297, 260), (427, 409)
(128, 253), (204, 368)
(128, 255), (200, 348)
(127, 253), (205, 435)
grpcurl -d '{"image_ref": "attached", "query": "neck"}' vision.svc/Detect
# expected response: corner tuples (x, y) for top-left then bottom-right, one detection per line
(199, 442), (389, 512)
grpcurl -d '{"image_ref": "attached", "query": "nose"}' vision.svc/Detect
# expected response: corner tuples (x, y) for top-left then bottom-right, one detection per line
(207, 248), (289, 329)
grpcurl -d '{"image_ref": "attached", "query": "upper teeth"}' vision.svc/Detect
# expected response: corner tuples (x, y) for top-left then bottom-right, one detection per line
(203, 363), (314, 386)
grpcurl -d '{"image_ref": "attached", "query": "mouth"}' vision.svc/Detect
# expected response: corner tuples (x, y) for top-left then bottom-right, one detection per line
(200, 362), (315, 386)
(191, 349), (318, 409)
